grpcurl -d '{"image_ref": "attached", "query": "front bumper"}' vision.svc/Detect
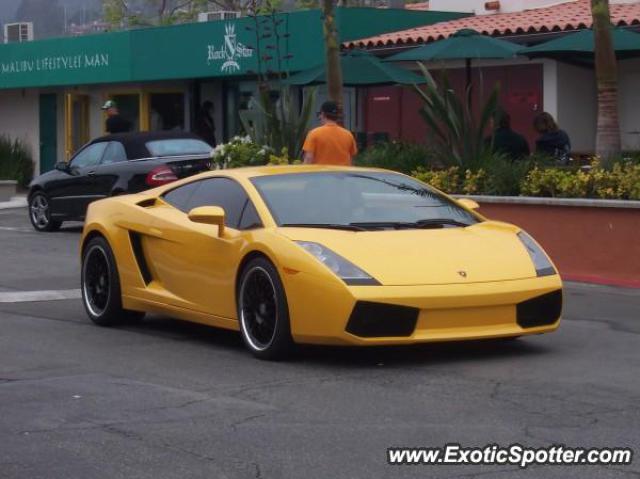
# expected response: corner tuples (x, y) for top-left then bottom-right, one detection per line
(283, 272), (563, 346)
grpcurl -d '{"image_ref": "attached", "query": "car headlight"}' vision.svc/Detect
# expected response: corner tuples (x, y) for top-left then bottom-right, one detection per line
(517, 231), (556, 277)
(295, 241), (380, 285)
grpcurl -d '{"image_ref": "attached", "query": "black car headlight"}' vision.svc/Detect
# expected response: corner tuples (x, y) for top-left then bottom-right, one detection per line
(296, 241), (380, 285)
(517, 231), (556, 277)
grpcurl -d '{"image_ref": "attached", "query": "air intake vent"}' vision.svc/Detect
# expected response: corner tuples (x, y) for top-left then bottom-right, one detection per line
(517, 290), (562, 328)
(346, 301), (419, 338)
(129, 232), (153, 285)
(136, 198), (157, 208)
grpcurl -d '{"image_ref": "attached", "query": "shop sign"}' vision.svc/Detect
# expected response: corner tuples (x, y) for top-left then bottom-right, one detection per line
(0, 53), (110, 76)
(207, 23), (253, 73)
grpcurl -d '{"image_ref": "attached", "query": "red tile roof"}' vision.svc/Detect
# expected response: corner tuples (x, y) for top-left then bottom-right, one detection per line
(350, 0), (640, 48)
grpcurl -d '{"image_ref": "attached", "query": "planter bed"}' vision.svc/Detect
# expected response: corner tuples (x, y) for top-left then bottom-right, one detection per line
(0, 180), (17, 202)
(457, 195), (640, 288)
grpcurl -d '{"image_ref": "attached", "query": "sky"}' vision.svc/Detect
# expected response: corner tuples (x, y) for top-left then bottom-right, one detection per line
(0, 0), (101, 24)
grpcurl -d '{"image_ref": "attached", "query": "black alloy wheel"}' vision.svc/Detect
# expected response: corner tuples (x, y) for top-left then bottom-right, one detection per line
(238, 257), (292, 360)
(81, 236), (144, 326)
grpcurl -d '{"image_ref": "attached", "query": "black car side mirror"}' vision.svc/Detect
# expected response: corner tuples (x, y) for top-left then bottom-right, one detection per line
(54, 161), (70, 173)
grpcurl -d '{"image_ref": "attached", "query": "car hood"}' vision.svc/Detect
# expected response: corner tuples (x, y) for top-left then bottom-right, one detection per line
(278, 222), (539, 286)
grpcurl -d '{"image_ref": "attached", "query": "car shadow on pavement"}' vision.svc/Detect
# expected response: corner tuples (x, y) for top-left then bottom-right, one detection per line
(295, 339), (550, 369)
(120, 314), (550, 367)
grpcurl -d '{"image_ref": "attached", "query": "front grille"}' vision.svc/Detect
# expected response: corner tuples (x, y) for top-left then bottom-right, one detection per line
(346, 301), (419, 338)
(517, 290), (562, 328)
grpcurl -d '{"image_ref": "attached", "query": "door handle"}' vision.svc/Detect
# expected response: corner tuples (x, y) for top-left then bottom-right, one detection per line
(87, 170), (96, 176)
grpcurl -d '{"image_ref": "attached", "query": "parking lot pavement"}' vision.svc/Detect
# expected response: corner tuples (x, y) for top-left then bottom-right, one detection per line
(1, 206), (639, 479)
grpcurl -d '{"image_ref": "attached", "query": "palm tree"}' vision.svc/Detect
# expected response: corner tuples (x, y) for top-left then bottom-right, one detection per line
(322, 0), (344, 121)
(591, 0), (621, 163)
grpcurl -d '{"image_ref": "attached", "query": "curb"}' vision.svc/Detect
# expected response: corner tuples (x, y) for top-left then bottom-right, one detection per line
(561, 273), (640, 290)
(0, 196), (27, 210)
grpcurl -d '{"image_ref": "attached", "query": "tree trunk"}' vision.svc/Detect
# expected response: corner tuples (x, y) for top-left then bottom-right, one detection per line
(322, 0), (344, 122)
(591, 0), (621, 164)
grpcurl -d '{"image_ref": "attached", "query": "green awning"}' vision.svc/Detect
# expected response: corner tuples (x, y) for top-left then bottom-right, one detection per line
(521, 27), (640, 60)
(385, 29), (522, 62)
(286, 49), (426, 86)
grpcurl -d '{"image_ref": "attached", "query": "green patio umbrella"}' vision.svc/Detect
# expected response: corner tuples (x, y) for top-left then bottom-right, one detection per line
(385, 28), (522, 92)
(285, 49), (425, 86)
(521, 27), (640, 63)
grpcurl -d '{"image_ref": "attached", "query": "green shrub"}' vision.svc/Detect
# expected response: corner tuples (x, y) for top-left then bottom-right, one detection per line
(355, 141), (438, 174)
(0, 135), (34, 188)
(412, 156), (640, 200)
(412, 152), (533, 196)
(211, 136), (274, 169)
(521, 160), (640, 200)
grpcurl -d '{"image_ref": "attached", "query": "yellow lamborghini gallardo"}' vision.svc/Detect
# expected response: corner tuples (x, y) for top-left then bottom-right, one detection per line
(80, 165), (562, 359)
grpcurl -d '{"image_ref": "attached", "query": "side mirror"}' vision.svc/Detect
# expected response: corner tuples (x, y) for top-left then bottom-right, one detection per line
(188, 206), (225, 236)
(54, 161), (70, 173)
(458, 198), (480, 210)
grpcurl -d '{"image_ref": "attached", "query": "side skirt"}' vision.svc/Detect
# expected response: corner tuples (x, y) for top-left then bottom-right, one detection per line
(122, 295), (240, 332)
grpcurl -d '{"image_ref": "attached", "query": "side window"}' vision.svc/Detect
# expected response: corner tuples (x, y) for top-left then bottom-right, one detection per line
(162, 182), (200, 212)
(101, 142), (128, 164)
(238, 201), (262, 230)
(70, 142), (108, 169)
(186, 178), (261, 230)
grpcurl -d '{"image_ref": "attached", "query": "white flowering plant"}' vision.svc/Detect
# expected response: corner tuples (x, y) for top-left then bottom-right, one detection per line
(210, 136), (274, 169)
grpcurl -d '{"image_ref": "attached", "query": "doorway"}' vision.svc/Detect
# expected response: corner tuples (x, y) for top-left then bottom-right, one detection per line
(65, 93), (90, 159)
(109, 94), (141, 132)
(148, 92), (185, 131)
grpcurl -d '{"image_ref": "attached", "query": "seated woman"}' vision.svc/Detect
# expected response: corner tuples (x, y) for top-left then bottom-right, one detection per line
(533, 112), (571, 163)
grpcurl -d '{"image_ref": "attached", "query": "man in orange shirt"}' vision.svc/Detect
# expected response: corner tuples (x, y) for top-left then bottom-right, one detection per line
(303, 101), (357, 166)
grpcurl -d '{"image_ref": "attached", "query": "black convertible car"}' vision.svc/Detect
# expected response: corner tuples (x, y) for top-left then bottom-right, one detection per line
(28, 131), (212, 232)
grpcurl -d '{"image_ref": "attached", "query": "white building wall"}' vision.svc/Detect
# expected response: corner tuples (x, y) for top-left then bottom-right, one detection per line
(542, 59), (559, 119)
(0, 88), (41, 174)
(429, 0), (574, 15)
(556, 62), (597, 153)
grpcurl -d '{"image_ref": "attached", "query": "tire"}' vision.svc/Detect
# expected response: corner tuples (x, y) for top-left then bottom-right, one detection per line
(81, 236), (145, 327)
(237, 257), (293, 360)
(28, 191), (62, 232)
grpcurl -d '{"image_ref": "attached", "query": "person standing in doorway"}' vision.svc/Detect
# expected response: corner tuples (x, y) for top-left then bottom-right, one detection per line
(102, 100), (131, 134)
(303, 101), (357, 166)
(194, 101), (217, 147)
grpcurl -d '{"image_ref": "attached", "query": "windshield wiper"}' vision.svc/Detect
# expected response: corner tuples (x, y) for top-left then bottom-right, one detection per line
(281, 223), (365, 232)
(350, 221), (415, 230)
(414, 218), (473, 228)
(350, 219), (472, 230)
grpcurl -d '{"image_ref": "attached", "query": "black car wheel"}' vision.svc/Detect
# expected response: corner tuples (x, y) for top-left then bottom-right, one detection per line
(81, 236), (145, 326)
(28, 192), (61, 232)
(238, 257), (293, 360)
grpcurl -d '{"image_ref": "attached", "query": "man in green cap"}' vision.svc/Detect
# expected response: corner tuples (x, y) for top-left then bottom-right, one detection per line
(102, 100), (132, 134)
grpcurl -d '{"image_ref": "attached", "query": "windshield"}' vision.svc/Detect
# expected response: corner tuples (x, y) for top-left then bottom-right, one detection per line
(251, 172), (479, 229)
(145, 139), (212, 157)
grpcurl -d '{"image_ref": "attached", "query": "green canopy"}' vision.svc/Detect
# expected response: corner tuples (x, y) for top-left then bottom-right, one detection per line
(385, 29), (521, 92)
(285, 49), (425, 86)
(385, 28), (522, 62)
(521, 27), (640, 61)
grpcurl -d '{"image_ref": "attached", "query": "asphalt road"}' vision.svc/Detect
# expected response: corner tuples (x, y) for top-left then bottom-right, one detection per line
(1, 207), (639, 479)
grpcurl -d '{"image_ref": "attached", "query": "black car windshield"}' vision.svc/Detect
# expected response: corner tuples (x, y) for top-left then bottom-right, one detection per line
(251, 172), (479, 229)
(145, 139), (212, 157)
